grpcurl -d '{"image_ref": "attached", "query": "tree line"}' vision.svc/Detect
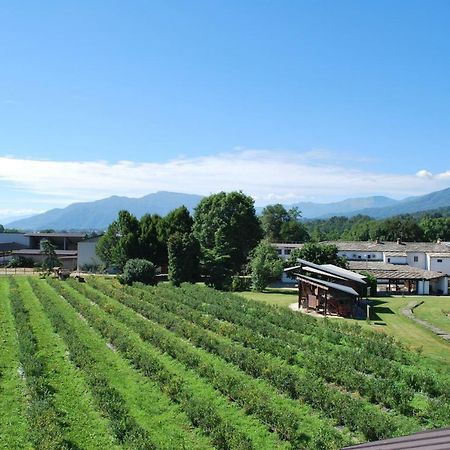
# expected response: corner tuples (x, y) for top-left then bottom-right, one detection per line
(95, 195), (450, 292)
(96, 191), (263, 290)
(304, 213), (450, 242)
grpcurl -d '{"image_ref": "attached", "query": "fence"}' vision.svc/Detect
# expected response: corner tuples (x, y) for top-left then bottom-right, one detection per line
(0, 267), (40, 276)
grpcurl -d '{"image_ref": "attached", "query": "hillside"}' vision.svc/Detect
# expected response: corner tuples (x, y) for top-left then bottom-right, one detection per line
(5, 187), (450, 231)
(289, 196), (399, 218)
(7, 192), (203, 231)
(347, 187), (450, 218)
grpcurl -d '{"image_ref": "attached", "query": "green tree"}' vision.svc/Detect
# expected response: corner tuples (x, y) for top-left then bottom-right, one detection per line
(419, 217), (450, 242)
(120, 258), (156, 285)
(40, 239), (61, 271)
(201, 231), (233, 290)
(193, 191), (262, 289)
(286, 242), (348, 268)
(138, 214), (166, 267)
(279, 220), (310, 242)
(249, 240), (284, 291)
(96, 210), (140, 270)
(163, 206), (194, 238)
(260, 204), (290, 241)
(376, 217), (423, 241)
(167, 232), (200, 286)
(0, 224), (4, 233)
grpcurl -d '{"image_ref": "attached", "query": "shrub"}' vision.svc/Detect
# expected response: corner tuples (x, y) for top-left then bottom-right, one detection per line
(231, 275), (251, 292)
(120, 259), (156, 285)
(7, 256), (35, 268)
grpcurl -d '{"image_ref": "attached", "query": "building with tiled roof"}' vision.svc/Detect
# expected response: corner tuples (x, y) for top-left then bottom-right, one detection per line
(273, 239), (450, 295)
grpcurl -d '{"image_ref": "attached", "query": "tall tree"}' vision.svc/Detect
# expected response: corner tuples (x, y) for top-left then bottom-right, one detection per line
(249, 240), (283, 291)
(40, 239), (60, 271)
(96, 210), (140, 270)
(138, 214), (166, 267)
(260, 204), (290, 241)
(193, 191), (262, 289)
(167, 232), (200, 286)
(279, 220), (310, 242)
(163, 206), (194, 238)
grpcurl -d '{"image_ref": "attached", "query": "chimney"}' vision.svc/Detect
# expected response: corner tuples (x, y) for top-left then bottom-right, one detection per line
(437, 238), (442, 244)
(397, 237), (401, 244)
(375, 237), (380, 244)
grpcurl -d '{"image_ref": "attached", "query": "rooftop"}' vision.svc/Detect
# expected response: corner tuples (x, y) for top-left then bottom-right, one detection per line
(12, 249), (78, 256)
(322, 240), (450, 254)
(25, 232), (87, 238)
(348, 261), (446, 280)
(344, 426), (450, 449)
(293, 273), (360, 296)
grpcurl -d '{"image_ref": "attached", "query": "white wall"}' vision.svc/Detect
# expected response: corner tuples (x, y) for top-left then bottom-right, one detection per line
(417, 280), (430, 295)
(383, 255), (407, 265)
(338, 250), (383, 261)
(77, 240), (101, 270)
(428, 256), (450, 276)
(0, 233), (30, 246)
(407, 252), (427, 269)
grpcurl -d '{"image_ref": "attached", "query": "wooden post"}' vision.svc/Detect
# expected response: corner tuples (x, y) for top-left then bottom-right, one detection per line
(298, 280), (302, 309)
(324, 292), (328, 316)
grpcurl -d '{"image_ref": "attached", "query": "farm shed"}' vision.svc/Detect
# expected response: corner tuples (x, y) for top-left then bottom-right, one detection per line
(285, 259), (367, 318)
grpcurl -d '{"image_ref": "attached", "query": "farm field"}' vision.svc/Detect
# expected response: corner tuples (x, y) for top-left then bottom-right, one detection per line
(1, 277), (450, 449)
(243, 289), (450, 375)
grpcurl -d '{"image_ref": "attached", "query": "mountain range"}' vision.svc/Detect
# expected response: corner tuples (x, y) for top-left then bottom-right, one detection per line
(5, 187), (450, 231)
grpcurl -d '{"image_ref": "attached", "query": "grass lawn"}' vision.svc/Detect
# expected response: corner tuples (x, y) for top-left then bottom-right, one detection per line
(413, 296), (450, 335)
(241, 288), (450, 375)
(238, 288), (297, 308)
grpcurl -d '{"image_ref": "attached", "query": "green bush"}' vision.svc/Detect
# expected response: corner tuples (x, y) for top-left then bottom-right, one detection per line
(7, 256), (35, 268)
(231, 275), (251, 292)
(120, 259), (156, 285)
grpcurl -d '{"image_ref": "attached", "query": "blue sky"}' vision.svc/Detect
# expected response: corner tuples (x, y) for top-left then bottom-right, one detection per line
(1, 1), (450, 222)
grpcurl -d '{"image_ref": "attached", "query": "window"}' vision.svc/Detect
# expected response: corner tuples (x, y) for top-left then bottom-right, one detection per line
(358, 255), (361, 259)
(437, 259), (443, 263)
(414, 256), (418, 262)
(387, 257), (391, 263)
(284, 249), (291, 255)
(277, 249), (282, 255)
(367, 255), (371, 259)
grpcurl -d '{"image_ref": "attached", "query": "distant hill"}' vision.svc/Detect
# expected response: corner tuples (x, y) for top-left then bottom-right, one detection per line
(6, 187), (450, 231)
(345, 187), (450, 219)
(288, 196), (399, 219)
(7, 191), (204, 231)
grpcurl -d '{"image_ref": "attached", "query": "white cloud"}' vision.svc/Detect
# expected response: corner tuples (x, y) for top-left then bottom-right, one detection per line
(0, 151), (449, 212)
(416, 169), (433, 179)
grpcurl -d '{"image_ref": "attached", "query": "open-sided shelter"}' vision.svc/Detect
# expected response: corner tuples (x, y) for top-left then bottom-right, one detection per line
(284, 259), (367, 318)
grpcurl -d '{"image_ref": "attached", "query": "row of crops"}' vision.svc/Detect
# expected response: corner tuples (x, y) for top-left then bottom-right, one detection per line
(0, 276), (449, 449)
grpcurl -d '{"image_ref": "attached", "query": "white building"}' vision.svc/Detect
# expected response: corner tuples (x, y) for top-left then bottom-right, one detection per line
(273, 239), (450, 294)
(77, 235), (102, 271)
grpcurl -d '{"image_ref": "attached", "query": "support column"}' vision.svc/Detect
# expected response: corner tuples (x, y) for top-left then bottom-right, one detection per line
(298, 280), (302, 309)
